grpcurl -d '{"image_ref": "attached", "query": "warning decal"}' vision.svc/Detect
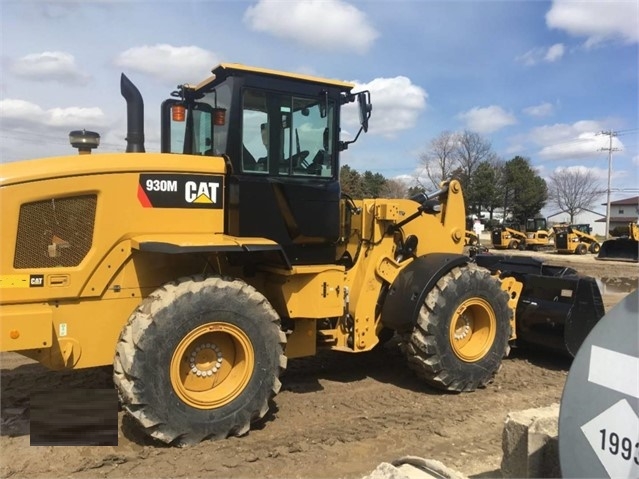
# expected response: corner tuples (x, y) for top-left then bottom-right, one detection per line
(138, 174), (223, 209)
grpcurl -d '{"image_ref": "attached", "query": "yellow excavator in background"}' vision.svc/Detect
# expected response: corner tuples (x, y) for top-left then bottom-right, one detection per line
(597, 222), (639, 262)
(554, 223), (600, 255)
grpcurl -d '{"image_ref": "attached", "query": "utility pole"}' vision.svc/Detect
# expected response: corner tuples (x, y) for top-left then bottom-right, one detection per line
(599, 130), (620, 238)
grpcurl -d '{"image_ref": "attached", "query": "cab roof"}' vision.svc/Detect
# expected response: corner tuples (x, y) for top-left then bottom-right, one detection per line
(211, 63), (355, 90)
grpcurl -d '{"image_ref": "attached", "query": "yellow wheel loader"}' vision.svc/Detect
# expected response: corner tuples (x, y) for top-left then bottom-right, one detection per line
(597, 222), (639, 262)
(0, 64), (605, 446)
(554, 223), (600, 255)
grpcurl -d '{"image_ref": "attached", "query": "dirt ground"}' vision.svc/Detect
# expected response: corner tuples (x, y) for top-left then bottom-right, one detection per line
(1, 250), (637, 479)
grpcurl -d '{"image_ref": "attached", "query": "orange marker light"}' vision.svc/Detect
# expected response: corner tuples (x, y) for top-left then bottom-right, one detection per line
(10, 330), (20, 339)
(172, 105), (186, 122)
(213, 108), (226, 126)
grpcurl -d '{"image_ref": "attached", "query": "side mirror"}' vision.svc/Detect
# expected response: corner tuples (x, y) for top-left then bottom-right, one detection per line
(357, 91), (372, 132)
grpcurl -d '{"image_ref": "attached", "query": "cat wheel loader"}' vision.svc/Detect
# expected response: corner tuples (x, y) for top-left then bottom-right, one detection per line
(554, 223), (600, 255)
(0, 64), (605, 446)
(597, 222), (639, 262)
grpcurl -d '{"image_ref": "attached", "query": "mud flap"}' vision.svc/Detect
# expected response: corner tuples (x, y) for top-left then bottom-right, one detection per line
(474, 254), (605, 357)
(596, 238), (638, 263)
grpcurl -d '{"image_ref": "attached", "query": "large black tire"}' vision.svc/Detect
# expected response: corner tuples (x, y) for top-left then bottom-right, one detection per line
(576, 243), (588, 255)
(589, 242), (600, 254)
(401, 266), (511, 392)
(113, 275), (286, 445)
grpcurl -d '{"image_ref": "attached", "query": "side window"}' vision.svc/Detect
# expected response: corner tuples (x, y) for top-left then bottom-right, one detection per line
(242, 89), (268, 173)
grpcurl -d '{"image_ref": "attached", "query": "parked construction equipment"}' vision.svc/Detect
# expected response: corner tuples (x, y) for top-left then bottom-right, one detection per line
(0, 64), (606, 446)
(597, 222), (639, 262)
(522, 216), (553, 251)
(554, 223), (600, 255)
(491, 224), (527, 250)
(465, 230), (479, 246)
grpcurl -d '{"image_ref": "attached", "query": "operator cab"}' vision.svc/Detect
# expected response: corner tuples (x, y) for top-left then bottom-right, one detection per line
(160, 64), (371, 265)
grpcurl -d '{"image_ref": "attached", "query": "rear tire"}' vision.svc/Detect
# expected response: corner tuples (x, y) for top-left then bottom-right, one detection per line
(576, 243), (588, 255)
(401, 266), (511, 392)
(508, 240), (519, 250)
(113, 275), (286, 445)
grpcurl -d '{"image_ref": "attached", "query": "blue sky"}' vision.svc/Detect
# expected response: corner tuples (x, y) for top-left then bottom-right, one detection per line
(1, 0), (637, 208)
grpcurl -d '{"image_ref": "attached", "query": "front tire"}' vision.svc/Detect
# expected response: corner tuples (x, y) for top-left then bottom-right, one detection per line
(589, 242), (600, 254)
(401, 266), (511, 392)
(113, 275), (286, 445)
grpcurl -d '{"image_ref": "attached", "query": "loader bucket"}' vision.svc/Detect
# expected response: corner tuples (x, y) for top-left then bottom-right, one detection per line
(596, 237), (639, 263)
(474, 254), (605, 357)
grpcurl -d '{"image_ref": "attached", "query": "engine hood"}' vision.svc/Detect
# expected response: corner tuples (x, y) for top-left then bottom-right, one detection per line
(0, 153), (227, 187)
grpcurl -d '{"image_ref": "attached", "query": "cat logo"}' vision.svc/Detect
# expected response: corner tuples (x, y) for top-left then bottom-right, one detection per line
(138, 174), (223, 209)
(30, 275), (44, 287)
(185, 181), (220, 204)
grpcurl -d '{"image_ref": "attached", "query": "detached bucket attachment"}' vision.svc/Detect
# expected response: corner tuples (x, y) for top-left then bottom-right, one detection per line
(596, 238), (638, 263)
(475, 254), (605, 357)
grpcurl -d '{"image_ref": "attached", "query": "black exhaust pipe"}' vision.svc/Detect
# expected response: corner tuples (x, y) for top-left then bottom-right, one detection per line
(120, 73), (145, 153)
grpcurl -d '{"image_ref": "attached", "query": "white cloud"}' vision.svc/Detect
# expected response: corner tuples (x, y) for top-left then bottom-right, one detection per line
(0, 98), (107, 131)
(529, 122), (625, 160)
(544, 43), (565, 62)
(457, 105), (517, 134)
(114, 44), (218, 86)
(550, 165), (626, 187)
(516, 43), (566, 66)
(546, 0), (639, 47)
(10, 51), (90, 85)
(523, 102), (555, 118)
(243, 0), (378, 54)
(342, 76), (427, 138)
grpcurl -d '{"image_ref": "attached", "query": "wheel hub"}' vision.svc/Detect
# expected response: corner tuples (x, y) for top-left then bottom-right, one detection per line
(454, 315), (472, 340)
(189, 343), (223, 377)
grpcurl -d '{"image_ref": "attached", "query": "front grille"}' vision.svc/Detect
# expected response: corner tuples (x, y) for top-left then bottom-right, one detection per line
(14, 195), (97, 269)
(555, 233), (568, 250)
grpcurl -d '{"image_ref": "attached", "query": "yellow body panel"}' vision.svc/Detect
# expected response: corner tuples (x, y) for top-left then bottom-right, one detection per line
(1, 156), (468, 368)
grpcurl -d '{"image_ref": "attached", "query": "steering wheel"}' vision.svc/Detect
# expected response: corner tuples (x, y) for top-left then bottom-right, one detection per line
(290, 150), (310, 168)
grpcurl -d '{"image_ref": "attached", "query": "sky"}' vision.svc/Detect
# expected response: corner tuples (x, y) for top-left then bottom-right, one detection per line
(1, 0), (638, 212)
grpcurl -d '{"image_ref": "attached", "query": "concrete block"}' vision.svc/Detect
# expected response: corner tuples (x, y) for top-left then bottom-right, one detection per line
(501, 403), (561, 478)
(364, 457), (468, 479)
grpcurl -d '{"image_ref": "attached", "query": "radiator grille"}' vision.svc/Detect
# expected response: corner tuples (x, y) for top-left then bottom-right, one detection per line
(555, 233), (568, 249)
(14, 195), (97, 269)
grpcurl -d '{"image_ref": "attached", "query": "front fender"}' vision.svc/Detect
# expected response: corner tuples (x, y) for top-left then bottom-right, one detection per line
(380, 253), (468, 332)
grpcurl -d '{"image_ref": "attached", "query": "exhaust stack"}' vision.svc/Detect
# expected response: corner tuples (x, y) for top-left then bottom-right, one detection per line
(120, 73), (145, 153)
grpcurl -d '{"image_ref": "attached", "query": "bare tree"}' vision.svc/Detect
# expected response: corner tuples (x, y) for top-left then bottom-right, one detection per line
(547, 168), (604, 223)
(417, 131), (459, 189)
(454, 130), (497, 182)
(454, 130), (498, 214)
(381, 178), (409, 198)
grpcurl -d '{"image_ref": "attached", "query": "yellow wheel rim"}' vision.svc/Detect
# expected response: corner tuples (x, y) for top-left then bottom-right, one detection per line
(449, 298), (497, 362)
(170, 322), (254, 409)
